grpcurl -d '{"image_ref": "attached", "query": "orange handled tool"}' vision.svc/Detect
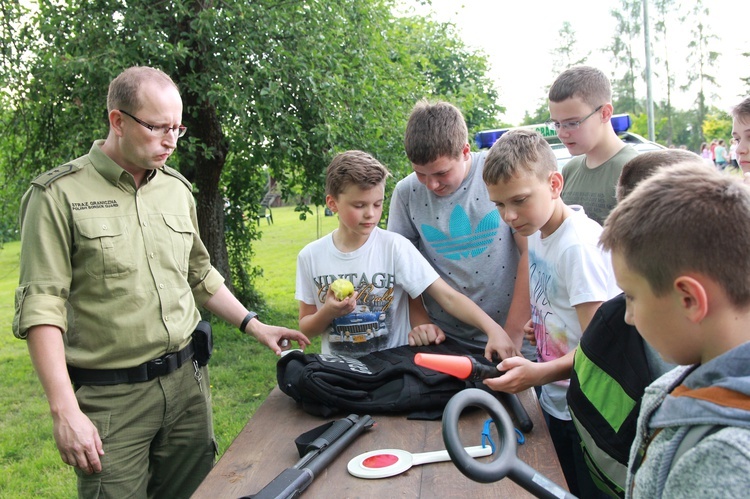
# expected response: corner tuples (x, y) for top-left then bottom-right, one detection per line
(415, 353), (504, 381)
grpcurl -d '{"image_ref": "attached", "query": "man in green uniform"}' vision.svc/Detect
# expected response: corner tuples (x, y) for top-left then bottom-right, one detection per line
(12, 66), (310, 498)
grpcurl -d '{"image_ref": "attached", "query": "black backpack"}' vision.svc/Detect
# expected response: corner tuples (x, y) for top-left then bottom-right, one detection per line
(277, 340), (496, 420)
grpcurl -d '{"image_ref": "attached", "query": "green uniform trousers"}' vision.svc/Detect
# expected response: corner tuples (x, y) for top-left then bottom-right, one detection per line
(74, 360), (215, 498)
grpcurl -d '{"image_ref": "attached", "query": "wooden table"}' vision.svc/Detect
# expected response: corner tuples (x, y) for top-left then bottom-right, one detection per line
(193, 387), (566, 498)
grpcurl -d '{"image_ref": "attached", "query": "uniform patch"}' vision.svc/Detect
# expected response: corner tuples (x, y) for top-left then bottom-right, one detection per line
(71, 200), (120, 211)
(31, 163), (83, 187)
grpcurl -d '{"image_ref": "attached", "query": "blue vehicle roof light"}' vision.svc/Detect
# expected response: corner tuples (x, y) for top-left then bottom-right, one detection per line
(475, 114), (634, 149)
(610, 114), (632, 134)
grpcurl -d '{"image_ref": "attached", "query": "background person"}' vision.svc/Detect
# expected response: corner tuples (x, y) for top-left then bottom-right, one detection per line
(548, 66), (639, 226)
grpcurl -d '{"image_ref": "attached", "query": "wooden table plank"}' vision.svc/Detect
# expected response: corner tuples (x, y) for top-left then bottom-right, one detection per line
(193, 387), (566, 498)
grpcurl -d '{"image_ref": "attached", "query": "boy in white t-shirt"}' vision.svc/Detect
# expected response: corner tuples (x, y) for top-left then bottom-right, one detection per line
(295, 150), (517, 359)
(481, 129), (620, 497)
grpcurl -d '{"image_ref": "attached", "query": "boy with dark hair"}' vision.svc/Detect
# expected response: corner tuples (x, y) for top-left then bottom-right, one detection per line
(388, 100), (528, 362)
(567, 149), (705, 497)
(295, 150), (516, 359)
(600, 164), (750, 498)
(481, 128), (620, 497)
(548, 66), (638, 225)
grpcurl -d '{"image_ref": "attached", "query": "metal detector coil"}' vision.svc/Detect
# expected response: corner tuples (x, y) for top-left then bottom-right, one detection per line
(442, 389), (577, 499)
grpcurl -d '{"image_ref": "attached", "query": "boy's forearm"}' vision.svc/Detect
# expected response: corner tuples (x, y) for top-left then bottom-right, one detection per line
(535, 349), (575, 385)
(298, 307), (337, 338)
(505, 233), (531, 347)
(408, 295), (432, 328)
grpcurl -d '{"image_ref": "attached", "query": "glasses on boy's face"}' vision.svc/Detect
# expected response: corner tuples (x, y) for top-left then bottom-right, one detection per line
(546, 105), (603, 131)
(119, 109), (187, 138)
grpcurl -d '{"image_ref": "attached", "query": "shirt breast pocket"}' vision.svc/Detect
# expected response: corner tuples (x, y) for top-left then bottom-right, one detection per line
(75, 218), (136, 278)
(162, 214), (195, 274)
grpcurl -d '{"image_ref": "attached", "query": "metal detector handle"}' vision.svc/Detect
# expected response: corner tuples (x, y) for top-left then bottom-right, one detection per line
(442, 389), (577, 499)
(295, 414), (358, 469)
(247, 414), (375, 499)
(304, 414), (374, 477)
(499, 391), (533, 433)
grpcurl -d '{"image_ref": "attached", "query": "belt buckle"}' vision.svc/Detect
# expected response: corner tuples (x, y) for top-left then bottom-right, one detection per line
(147, 354), (170, 379)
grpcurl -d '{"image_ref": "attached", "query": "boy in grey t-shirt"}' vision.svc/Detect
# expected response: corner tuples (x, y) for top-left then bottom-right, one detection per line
(387, 100), (530, 361)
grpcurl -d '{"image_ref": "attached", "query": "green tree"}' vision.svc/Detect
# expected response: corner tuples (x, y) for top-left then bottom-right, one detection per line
(1, 0), (501, 304)
(608, 0), (643, 116)
(682, 0), (720, 143)
(702, 109), (733, 144)
(551, 21), (588, 75)
(652, 0), (680, 146)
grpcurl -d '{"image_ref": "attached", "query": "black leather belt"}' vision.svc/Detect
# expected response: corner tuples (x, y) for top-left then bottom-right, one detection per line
(67, 342), (195, 386)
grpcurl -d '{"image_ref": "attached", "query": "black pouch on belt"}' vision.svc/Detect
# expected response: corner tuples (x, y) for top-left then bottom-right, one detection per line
(192, 320), (213, 367)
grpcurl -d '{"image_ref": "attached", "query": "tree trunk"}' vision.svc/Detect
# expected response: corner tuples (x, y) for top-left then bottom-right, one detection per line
(185, 93), (232, 291)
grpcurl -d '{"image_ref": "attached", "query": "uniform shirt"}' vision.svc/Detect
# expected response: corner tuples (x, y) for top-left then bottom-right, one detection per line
(13, 140), (224, 369)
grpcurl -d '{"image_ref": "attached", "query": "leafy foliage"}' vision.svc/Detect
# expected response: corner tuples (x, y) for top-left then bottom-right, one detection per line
(0, 0), (501, 305)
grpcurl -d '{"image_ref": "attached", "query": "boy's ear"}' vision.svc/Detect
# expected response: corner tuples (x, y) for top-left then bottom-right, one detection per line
(461, 142), (471, 160)
(601, 103), (614, 122)
(549, 171), (564, 197)
(325, 194), (337, 213)
(673, 276), (708, 323)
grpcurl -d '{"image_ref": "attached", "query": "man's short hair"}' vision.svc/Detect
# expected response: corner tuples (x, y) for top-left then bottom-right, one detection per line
(325, 150), (391, 197)
(404, 100), (468, 165)
(483, 129), (557, 184)
(107, 66), (178, 112)
(617, 149), (706, 201)
(549, 66), (612, 109)
(601, 164), (750, 307)
(731, 97), (750, 121)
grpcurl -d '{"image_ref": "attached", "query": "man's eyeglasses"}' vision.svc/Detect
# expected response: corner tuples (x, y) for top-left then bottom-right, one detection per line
(119, 109), (187, 138)
(546, 105), (603, 131)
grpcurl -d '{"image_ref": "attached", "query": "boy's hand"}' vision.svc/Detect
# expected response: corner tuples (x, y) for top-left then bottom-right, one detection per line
(484, 328), (521, 362)
(483, 356), (538, 394)
(523, 319), (536, 346)
(408, 323), (446, 346)
(323, 288), (359, 317)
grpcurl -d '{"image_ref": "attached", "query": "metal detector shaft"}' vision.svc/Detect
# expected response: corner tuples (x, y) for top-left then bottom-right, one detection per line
(248, 414), (375, 499)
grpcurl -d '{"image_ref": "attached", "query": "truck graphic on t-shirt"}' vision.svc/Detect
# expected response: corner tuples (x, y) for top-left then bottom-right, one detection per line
(329, 305), (387, 352)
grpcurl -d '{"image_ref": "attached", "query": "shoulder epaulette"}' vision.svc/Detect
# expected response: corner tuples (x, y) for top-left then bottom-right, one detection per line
(162, 165), (193, 191)
(31, 161), (84, 188)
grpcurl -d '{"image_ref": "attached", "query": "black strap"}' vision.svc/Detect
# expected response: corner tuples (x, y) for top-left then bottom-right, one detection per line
(68, 342), (195, 386)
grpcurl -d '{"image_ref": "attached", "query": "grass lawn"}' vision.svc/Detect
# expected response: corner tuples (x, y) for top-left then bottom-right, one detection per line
(0, 205), (339, 497)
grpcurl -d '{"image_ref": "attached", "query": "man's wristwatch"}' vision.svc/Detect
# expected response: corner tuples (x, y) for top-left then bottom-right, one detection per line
(239, 312), (258, 334)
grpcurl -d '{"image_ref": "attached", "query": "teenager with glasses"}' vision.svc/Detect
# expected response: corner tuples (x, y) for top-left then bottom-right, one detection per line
(548, 66), (639, 225)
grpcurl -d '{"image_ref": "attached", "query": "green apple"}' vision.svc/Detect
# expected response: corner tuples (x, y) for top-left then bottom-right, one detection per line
(330, 279), (354, 300)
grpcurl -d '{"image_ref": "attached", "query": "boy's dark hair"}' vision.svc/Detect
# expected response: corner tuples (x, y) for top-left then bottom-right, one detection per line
(404, 100), (468, 165)
(731, 97), (750, 120)
(602, 164), (750, 307)
(483, 129), (557, 184)
(325, 150), (391, 197)
(548, 66), (611, 109)
(616, 149), (706, 201)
